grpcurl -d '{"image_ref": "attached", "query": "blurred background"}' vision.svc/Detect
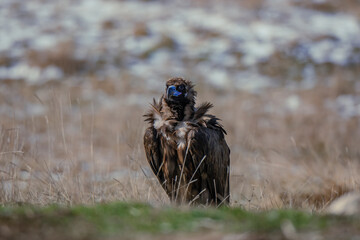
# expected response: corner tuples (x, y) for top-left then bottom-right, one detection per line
(0, 0), (360, 209)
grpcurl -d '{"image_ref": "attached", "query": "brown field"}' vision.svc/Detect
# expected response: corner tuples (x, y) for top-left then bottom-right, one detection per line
(1, 71), (359, 211)
(1, 0), (360, 213)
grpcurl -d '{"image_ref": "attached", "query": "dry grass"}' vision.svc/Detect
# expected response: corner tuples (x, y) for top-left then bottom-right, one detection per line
(292, 0), (360, 17)
(223, 82), (360, 210)
(0, 73), (359, 211)
(0, 80), (168, 206)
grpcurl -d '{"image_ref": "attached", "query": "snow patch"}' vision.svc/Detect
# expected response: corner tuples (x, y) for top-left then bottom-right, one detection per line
(335, 95), (360, 118)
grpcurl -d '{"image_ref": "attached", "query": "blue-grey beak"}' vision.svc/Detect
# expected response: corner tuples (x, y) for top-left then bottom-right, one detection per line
(167, 85), (182, 98)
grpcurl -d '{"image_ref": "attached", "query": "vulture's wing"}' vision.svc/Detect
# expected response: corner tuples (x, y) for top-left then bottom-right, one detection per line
(143, 127), (165, 187)
(188, 122), (230, 205)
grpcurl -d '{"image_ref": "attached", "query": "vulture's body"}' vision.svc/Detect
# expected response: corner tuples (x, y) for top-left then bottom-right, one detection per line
(143, 78), (230, 205)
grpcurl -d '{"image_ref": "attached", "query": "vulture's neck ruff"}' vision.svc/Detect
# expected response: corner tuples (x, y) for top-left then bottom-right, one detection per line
(163, 79), (196, 121)
(164, 97), (193, 121)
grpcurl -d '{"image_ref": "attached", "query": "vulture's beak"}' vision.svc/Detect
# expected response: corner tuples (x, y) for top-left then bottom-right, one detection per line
(167, 85), (182, 98)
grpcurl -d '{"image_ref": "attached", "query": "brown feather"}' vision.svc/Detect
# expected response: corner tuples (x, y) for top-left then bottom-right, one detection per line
(194, 102), (213, 120)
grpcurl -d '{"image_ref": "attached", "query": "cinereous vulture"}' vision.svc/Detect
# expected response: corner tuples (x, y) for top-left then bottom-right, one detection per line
(143, 77), (230, 205)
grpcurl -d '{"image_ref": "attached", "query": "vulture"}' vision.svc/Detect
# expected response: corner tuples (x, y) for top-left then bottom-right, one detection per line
(143, 77), (230, 205)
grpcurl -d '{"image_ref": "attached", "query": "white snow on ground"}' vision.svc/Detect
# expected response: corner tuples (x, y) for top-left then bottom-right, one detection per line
(0, 63), (63, 83)
(285, 95), (301, 112)
(334, 95), (360, 118)
(234, 71), (275, 93)
(0, 0), (359, 90)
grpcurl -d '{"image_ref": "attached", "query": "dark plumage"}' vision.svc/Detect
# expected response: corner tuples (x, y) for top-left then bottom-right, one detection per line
(143, 77), (230, 205)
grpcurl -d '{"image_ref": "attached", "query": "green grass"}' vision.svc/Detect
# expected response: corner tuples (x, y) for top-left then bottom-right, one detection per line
(0, 202), (359, 239)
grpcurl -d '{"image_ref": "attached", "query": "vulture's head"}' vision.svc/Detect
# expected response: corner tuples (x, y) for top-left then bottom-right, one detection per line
(165, 77), (196, 108)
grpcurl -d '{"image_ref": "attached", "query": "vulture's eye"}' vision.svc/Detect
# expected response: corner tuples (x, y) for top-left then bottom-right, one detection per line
(177, 84), (185, 92)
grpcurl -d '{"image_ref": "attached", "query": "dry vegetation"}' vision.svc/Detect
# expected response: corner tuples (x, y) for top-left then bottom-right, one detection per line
(1, 0), (360, 212)
(292, 0), (360, 15)
(1, 70), (359, 211)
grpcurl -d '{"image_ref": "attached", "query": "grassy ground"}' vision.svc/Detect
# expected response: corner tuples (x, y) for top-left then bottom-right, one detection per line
(1, 202), (359, 240)
(2, 78), (359, 239)
(1, 0), (360, 210)
(1, 78), (359, 209)
(1, 1), (360, 239)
